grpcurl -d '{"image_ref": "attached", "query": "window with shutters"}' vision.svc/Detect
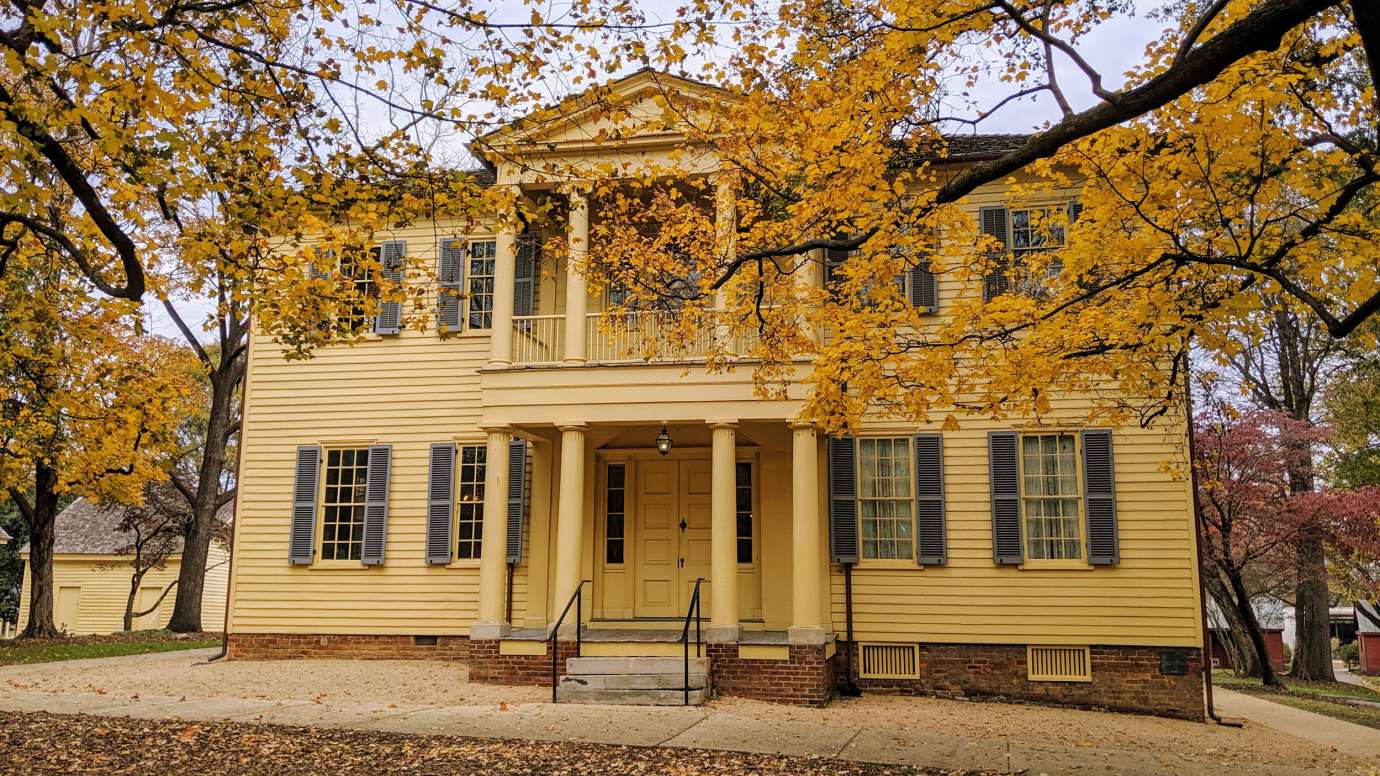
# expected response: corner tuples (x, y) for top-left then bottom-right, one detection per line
(454, 445), (487, 560)
(605, 463), (626, 564)
(857, 437), (914, 561)
(338, 247), (379, 332)
(824, 247), (908, 305)
(320, 448), (370, 561)
(1019, 433), (1083, 561)
(467, 239), (497, 329)
(735, 461), (753, 564)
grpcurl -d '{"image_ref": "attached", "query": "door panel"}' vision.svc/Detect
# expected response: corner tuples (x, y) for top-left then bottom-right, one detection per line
(634, 460), (679, 617)
(680, 459), (714, 613)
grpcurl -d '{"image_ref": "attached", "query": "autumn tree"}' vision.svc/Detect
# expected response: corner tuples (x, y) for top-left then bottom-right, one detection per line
(0, 244), (197, 637)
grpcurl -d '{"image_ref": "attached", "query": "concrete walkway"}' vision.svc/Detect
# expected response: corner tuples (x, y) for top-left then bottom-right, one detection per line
(1216, 687), (1380, 760)
(1, 652), (1374, 775)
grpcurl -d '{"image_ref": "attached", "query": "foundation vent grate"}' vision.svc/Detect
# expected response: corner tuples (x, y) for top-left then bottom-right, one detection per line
(1027, 645), (1092, 682)
(859, 643), (919, 679)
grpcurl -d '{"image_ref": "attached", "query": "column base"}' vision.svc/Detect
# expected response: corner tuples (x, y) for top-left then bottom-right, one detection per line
(704, 624), (740, 643)
(469, 622), (511, 640)
(788, 626), (829, 646)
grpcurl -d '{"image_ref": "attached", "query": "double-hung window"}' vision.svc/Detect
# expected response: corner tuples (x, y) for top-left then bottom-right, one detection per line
(338, 247), (379, 332)
(1020, 433), (1082, 560)
(857, 437), (914, 561)
(1008, 207), (1066, 297)
(320, 448), (370, 561)
(455, 444), (487, 560)
(467, 240), (497, 329)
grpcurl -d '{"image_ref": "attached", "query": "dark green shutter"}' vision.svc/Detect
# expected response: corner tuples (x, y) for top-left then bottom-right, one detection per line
(1081, 429), (1119, 565)
(374, 240), (405, 335)
(980, 207), (1010, 301)
(909, 261), (937, 312)
(506, 439), (527, 564)
(988, 432), (1023, 565)
(437, 239), (465, 331)
(289, 446), (321, 565)
(361, 444), (392, 566)
(514, 233), (539, 318)
(427, 443), (455, 564)
(828, 436), (858, 564)
(914, 433), (946, 565)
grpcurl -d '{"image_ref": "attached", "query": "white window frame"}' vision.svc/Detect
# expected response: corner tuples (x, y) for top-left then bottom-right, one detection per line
(1017, 431), (1086, 563)
(856, 436), (915, 563)
(466, 239), (497, 330)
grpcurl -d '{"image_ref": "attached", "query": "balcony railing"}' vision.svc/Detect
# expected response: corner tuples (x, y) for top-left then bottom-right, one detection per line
(509, 310), (775, 366)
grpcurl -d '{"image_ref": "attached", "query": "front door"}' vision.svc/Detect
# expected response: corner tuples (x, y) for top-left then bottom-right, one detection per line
(633, 457), (714, 618)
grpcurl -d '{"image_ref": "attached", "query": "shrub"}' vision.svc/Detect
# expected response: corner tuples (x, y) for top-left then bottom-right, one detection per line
(1337, 642), (1360, 672)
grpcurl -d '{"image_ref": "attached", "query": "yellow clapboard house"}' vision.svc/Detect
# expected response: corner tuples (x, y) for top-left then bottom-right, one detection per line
(226, 71), (1205, 718)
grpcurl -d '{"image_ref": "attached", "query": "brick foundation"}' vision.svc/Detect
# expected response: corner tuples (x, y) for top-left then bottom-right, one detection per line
(467, 639), (579, 686)
(831, 642), (1204, 720)
(707, 642), (834, 706)
(227, 633), (469, 661)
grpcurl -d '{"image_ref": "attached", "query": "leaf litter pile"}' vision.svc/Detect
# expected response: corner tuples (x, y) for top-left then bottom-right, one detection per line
(0, 711), (1001, 775)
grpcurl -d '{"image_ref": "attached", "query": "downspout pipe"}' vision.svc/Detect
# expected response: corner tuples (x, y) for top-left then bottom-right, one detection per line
(1184, 350), (1242, 727)
(839, 562), (862, 697)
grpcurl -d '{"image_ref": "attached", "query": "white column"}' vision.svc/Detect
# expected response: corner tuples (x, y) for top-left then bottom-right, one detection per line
(708, 420), (739, 642)
(552, 423), (587, 636)
(713, 173), (737, 350)
(563, 189), (589, 364)
(789, 420), (826, 644)
(488, 208), (518, 367)
(472, 427), (513, 639)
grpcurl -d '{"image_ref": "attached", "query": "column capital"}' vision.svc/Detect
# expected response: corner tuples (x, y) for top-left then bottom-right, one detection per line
(706, 418), (739, 430)
(556, 422), (588, 433)
(479, 424), (514, 435)
(788, 418), (818, 431)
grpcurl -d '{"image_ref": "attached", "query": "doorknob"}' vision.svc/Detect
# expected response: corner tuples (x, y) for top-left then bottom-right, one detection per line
(678, 517), (688, 532)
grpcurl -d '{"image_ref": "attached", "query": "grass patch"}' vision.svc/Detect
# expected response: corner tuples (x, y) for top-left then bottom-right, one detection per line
(1214, 669), (1380, 730)
(0, 630), (218, 666)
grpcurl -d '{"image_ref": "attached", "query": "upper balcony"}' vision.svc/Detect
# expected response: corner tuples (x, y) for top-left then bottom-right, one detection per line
(509, 310), (766, 366)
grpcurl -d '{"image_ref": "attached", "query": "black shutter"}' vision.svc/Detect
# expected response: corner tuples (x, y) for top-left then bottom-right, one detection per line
(909, 262), (937, 312)
(361, 444), (392, 566)
(1081, 429), (1119, 565)
(426, 443), (455, 564)
(914, 434), (946, 565)
(980, 207), (1010, 301)
(988, 432), (1023, 565)
(828, 436), (858, 564)
(374, 240), (405, 335)
(505, 439), (527, 564)
(289, 446), (321, 565)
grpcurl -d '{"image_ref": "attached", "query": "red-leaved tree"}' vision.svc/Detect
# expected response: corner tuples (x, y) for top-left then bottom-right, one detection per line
(1195, 396), (1380, 687)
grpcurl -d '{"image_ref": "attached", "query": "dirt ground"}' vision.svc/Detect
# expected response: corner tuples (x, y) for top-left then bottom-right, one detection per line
(0, 652), (1369, 774)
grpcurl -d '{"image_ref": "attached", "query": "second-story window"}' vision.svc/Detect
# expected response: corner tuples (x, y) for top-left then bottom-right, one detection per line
(467, 239), (497, 329)
(338, 246), (379, 332)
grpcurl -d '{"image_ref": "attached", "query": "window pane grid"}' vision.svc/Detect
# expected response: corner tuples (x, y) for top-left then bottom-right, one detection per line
(321, 448), (369, 561)
(1021, 433), (1082, 560)
(467, 240), (496, 329)
(455, 445), (487, 560)
(858, 438), (913, 560)
(338, 247), (378, 331)
(606, 464), (626, 565)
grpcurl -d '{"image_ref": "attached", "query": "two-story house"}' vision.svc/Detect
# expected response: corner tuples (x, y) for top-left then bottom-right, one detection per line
(225, 70), (1206, 719)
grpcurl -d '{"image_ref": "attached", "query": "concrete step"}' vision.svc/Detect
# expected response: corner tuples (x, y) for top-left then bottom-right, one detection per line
(566, 656), (709, 675)
(555, 686), (709, 706)
(559, 672), (709, 691)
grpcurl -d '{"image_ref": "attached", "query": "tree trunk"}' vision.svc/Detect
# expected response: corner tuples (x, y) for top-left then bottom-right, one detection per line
(123, 574), (138, 632)
(19, 464), (61, 639)
(1204, 572), (1261, 677)
(1292, 523), (1335, 680)
(1226, 566), (1284, 687)
(167, 365), (237, 633)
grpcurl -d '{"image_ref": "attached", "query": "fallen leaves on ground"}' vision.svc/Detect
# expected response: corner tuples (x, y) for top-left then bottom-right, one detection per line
(0, 711), (1001, 775)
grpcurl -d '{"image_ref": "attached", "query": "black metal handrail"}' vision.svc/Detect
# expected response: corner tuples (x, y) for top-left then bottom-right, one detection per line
(679, 577), (705, 706)
(549, 579), (590, 703)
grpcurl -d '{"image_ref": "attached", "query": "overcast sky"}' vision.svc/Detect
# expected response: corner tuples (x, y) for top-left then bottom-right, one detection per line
(144, 2), (1168, 342)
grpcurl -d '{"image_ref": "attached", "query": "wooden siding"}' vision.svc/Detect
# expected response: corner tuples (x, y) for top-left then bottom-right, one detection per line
(17, 546), (229, 635)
